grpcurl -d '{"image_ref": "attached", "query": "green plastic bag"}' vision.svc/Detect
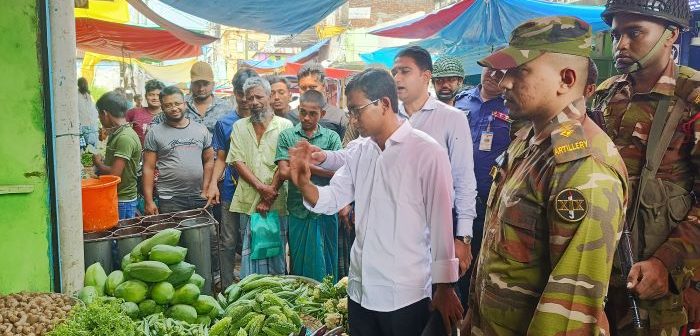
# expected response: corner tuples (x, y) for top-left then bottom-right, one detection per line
(250, 211), (282, 260)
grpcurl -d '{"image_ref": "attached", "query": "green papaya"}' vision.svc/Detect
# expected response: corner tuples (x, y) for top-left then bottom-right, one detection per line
(150, 281), (175, 305)
(167, 304), (197, 324)
(138, 299), (158, 317)
(192, 295), (218, 315)
(125, 260), (172, 282)
(84, 262), (108, 296)
(172, 283), (200, 305)
(140, 228), (181, 255)
(121, 301), (140, 319)
(105, 270), (125, 296)
(187, 273), (206, 289)
(148, 244), (187, 264)
(167, 261), (196, 286)
(114, 280), (148, 303)
(77, 286), (97, 304)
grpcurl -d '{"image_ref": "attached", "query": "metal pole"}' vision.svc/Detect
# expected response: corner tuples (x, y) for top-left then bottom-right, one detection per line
(48, 0), (84, 293)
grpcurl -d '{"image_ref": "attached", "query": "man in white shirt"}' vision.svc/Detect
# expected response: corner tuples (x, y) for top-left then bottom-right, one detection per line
(392, 46), (477, 291)
(289, 68), (462, 335)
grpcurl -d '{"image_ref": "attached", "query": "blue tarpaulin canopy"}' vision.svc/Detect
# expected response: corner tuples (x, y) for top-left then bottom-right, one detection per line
(243, 39), (330, 69)
(361, 0), (607, 76)
(158, 0), (346, 34)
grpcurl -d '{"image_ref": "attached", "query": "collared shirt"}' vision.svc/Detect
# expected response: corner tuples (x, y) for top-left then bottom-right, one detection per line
(307, 121), (459, 312)
(212, 110), (242, 203)
(398, 95), (477, 237)
(455, 85), (511, 200)
(470, 104), (627, 335)
(594, 60), (700, 271)
(287, 104), (349, 139)
(151, 94), (234, 134)
(226, 116), (293, 215)
(275, 123), (341, 219)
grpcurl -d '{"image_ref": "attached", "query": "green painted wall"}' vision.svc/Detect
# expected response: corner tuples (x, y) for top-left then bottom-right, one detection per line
(0, 0), (54, 293)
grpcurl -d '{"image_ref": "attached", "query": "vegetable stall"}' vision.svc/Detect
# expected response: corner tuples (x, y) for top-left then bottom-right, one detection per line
(0, 226), (349, 336)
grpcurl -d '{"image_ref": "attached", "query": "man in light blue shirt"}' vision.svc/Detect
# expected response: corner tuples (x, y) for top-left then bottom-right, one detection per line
(392, 46), (477, 281)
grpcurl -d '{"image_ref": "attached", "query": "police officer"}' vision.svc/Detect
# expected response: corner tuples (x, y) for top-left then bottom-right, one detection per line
(593, 0), (700, 333)
(464, 16), (629, 335)
(432, 56), (467, 106)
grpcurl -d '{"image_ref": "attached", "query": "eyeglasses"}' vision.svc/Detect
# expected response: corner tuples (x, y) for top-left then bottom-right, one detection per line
(162, 101), (184, 110)
(346, 99), (380, 119)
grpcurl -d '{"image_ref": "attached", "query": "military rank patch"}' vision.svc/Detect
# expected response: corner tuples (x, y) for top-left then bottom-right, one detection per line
(554, 188), (588, 222)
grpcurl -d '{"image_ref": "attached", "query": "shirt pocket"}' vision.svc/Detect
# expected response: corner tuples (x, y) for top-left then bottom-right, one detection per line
(495, 199), (542, 264)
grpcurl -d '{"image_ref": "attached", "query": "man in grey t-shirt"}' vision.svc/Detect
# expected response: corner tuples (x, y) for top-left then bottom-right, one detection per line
(143, 86), (215, 215)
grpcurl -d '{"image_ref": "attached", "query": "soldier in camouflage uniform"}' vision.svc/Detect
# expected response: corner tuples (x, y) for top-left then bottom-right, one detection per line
(464, 16), (629, 335)
(592, 0), (700, 334)
(432, 56), (466, 106)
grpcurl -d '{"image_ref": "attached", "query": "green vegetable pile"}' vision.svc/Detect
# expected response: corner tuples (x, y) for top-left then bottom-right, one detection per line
(48, 297), (137, 336)
(211, 274), (349, 335)
(81, 152), (93, 167)
(300, 276), (348, 330)
(212, 276), (305, 336)
(137, 313), (209, 336)
(77, 229), (222, 327)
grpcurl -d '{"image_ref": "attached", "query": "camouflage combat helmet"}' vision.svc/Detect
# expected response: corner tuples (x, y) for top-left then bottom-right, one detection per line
(601, 0), (691, 29)
(432, 56), (465, 79)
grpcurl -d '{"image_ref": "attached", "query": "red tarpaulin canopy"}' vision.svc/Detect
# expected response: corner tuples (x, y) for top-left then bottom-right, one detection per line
(284, 62), (358, 79)
(369, 0), (475, 39)
(75, 17), (215, 60)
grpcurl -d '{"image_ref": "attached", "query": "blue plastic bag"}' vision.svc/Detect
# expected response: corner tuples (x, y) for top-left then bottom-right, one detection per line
(250, 211), (283, 260)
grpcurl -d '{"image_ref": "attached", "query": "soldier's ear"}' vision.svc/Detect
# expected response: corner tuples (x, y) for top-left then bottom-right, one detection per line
(559, 68), (577, 94)
(665, 27), (680, 46)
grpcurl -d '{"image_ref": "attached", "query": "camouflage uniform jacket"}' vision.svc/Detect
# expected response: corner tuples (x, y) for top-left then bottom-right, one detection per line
(594, 62), (700, 273)
(469, 103), (629, 335)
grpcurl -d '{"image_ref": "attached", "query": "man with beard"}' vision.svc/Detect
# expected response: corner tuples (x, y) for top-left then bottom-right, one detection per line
(226, 77), (293, 277)
(142, 86), (215, 215)
(432, 56), (466, 106)
(126, 79), (165, 145)
(464, 16), (628, 335)
(265, 75), (293, 119)
(591, 0), (700, 333)
(151, 62), (233, 133)
(204, 68), (259, 287)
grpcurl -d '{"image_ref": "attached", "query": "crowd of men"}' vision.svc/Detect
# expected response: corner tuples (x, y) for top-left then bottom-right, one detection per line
(77, 0), (700, 333)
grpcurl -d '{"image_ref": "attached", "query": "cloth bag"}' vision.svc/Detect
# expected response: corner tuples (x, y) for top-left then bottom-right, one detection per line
(250, 211), (283, 260)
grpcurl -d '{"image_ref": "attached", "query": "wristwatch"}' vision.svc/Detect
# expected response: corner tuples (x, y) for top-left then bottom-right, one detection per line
(691, 280), (700, 292)
(455, 235), (473, 244)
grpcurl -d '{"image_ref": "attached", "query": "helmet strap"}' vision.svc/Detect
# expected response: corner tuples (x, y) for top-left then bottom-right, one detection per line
(619, 27), (674, 73)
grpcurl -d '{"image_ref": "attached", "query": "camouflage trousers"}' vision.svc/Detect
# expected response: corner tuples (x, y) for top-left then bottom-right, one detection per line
(606, 285), (687, 336)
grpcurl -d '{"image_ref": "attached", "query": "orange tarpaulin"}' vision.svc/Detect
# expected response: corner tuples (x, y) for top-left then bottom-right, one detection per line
(75, 17), (215, 60)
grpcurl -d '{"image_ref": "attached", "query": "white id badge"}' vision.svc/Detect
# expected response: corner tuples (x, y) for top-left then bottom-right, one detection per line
(479, 131), (494, 151)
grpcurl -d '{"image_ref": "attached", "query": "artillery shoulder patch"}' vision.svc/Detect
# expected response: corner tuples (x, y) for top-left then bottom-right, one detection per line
(554, 188), (588, 222)
(551, 122), (591, 164)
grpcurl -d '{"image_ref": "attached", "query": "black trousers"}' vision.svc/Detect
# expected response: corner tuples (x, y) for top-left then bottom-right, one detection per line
(348, 298), (431, 336)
